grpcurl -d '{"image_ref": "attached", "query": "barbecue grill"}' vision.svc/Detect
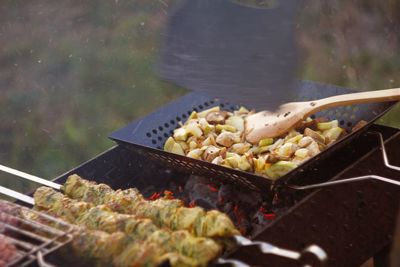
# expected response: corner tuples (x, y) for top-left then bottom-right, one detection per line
(55, 123), (399, 267)
(0, 81), (399, 267)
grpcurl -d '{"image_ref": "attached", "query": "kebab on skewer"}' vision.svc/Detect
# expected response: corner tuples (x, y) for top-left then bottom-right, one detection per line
(34, 186), (222, 266)
(61, 174), (240, 238)
(1, 199), (196, 267)
(31, 217), (195, 267)
(71, 229), (198, 267)
(0, 180), (327, 267)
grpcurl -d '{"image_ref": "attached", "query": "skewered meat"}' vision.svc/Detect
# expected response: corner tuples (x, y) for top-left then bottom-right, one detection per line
(61, 175), (240, 238)
(72, 229), (195, 267)
(34, 187), (222, 266)
(20, 200), (195, 267)
(0, 234), (17, 267)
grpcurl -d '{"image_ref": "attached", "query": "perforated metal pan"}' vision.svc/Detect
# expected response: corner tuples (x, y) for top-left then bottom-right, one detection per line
(110, 81), (398, 192)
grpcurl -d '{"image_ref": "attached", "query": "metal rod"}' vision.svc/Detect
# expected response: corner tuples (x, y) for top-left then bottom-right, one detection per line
(0, 200), (74, 267)
(5, 223), (51, 244)
(216, 258), (250, 267)
(234, 235), (300, 259)
(287, 175), (400, 190)
(37, 251), (56, 267)
(0, 164), (60, 190)
(0, 185), (34, 205)
(232, 236), (327, 266)
(3, 213), (67, 236)
(4, 235), (35, 251)
(370, 131), (400, 171)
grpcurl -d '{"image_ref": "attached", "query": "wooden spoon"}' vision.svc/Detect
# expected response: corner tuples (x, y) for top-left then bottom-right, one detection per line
(245, 88), (400, 144)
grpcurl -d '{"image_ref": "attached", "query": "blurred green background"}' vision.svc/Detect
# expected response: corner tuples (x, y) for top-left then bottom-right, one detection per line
(0, 0), (399, 195)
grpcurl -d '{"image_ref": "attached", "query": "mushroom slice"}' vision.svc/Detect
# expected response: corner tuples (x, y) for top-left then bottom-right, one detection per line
(205, 111), (227, 125)
(216, 132), (240, 147)
(304, 128), (325, 144)
(323, 127), (344, 144)
(203, 146), (221, 162)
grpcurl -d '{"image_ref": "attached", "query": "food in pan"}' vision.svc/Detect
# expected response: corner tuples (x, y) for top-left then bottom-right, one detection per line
(0, 235), (17, 267)
(61, 174), (240, 238)
(34, 186), (222, 266)
(164, 106), (346, 179)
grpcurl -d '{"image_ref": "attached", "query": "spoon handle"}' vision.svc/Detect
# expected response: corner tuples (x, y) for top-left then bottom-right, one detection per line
(308, 88), (400, 115)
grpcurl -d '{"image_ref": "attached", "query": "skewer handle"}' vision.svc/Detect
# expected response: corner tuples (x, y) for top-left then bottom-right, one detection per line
(0, 164), (61, 190)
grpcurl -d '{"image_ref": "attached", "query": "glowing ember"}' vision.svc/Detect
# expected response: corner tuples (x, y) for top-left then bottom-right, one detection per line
(148, 192), (161, 200)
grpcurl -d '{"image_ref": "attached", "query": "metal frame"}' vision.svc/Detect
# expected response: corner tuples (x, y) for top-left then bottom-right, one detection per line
(0, 200), (74, 267)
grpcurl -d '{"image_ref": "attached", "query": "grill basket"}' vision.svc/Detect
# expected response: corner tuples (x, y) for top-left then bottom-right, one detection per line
(110, 81), (397, 192)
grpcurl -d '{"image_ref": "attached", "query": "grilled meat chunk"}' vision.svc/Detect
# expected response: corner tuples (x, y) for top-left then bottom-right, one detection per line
(34, 187), (222, 266)
(62, 175), (240, 238)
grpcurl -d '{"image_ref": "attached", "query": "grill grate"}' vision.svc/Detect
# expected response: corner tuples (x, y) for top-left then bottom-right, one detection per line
(0, 200), (74, 267)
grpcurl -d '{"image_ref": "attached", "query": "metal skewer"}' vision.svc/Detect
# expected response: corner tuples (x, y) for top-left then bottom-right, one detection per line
(0, 185), (35, 205)
(0, 164), (60, 190)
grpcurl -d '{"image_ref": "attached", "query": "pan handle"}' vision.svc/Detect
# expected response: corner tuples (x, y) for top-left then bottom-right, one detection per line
(286, 131), (400, 191)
